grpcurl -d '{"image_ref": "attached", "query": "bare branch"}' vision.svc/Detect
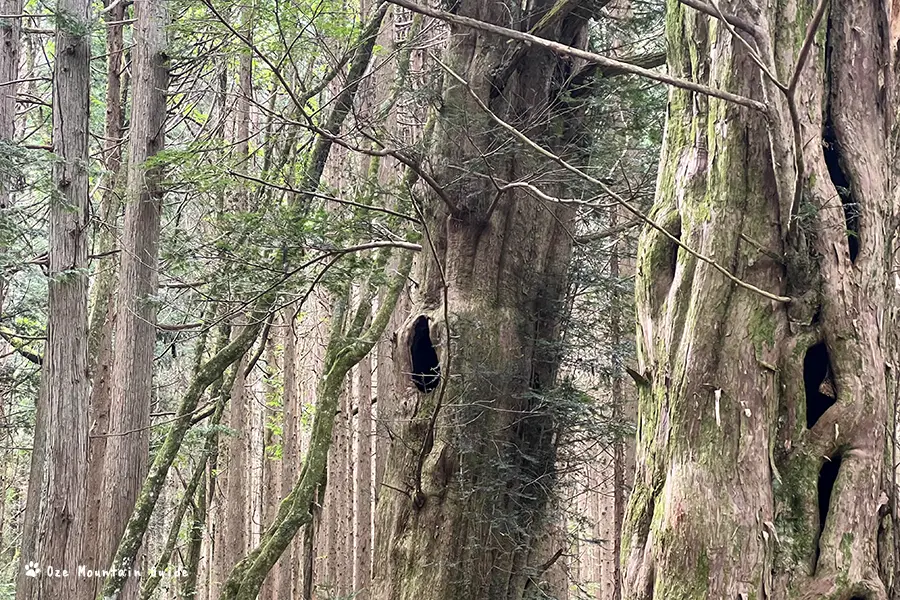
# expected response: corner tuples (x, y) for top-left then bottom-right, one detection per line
(709, 0), (785, 91)
(676, 0), (758, 35)
(228, 170), (419, 223)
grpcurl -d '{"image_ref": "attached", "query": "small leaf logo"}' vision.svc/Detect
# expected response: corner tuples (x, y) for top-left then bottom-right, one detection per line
(24, 561), (40, 577)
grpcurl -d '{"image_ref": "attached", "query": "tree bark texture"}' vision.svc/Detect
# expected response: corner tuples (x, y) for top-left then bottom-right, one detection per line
(355, 354), (374, 599)
(371, 2), (589, 599)
(622, 1), (895, 599)
(19, 0), (92, 597)
(0, 0), (21, 311)
(276, 307), (299, 599)
(99, 1), (168, 597)
(82, 3), (127, 597)
(0, 0), (19, 208)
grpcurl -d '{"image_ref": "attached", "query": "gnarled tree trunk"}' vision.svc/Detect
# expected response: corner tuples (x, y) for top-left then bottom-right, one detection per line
(371, 3), (590, 599)
(622, 1), (895, 599)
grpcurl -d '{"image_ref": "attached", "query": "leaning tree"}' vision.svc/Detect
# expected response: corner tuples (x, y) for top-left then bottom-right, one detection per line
(623, 1), (898, 599)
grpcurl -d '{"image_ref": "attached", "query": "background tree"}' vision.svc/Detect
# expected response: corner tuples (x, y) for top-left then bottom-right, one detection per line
(16, 0), (92, 598)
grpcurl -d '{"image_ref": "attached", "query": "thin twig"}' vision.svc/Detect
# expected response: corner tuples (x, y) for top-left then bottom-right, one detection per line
(709, 0), (785, 91)
(229, 170), (419, 223)
(788, 0), (829, 94)
(243, 315), (274, 377)
(785, 0), (829, 227)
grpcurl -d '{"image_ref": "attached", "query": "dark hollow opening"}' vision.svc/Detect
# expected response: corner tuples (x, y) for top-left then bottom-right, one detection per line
(815, 454), (842, 565)
(804, 342), (836, 429)
(811, 306), (822, 325)
(822, 122), (859, 262)
(410, 316), (440, 394)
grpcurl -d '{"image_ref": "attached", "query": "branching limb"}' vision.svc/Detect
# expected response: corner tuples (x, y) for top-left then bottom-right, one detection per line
(676, 0), (759, 34)
(228, 170), (419, 223)
(97, 301), (272, 600)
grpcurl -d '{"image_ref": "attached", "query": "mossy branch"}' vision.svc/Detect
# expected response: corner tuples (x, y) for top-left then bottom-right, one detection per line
(217, 249), (413, 600)
(137, 365), (233, 600)
(97, 301), (270, 600)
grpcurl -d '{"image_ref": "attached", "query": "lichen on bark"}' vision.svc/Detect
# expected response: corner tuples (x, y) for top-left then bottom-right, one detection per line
(623, 1), (895, 599)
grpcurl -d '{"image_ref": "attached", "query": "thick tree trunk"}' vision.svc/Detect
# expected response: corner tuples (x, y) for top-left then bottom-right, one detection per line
(371, 3), (588, 599)
(622, 1), (895, 599)
(99, 1), (168, 597)
(17, 0), (92, 597)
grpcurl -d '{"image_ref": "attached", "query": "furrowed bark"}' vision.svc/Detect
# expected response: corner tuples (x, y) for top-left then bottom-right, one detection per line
(98, 1), (169, 597)
(18, 1), (92, 598)
(371, 2), (588, 599)
(622, 1), (894, 598)
(82, 2), (127, 594)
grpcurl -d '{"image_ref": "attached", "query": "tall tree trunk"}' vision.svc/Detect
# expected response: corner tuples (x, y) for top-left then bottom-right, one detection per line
(82, 3), (127, 595)
(99, 1), (168, 597)
(371, 3), (588, 599)
(212, 359), (250, 596)
(355, 355), (373, 599)
(0, 0), (21, 312)
(0, 0), (21, 563)
(276, 307), (299, 599)
(259, 334), (281, 600)
(0, 0), (22, 584)
(17, 0), (92, 596)
(608, 204), (625, 600)
(212, 11), (254, 595)
(622, 1), (895, 598)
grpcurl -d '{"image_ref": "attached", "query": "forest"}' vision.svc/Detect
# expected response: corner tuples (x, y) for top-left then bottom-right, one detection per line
(0, 0), (897, 599)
